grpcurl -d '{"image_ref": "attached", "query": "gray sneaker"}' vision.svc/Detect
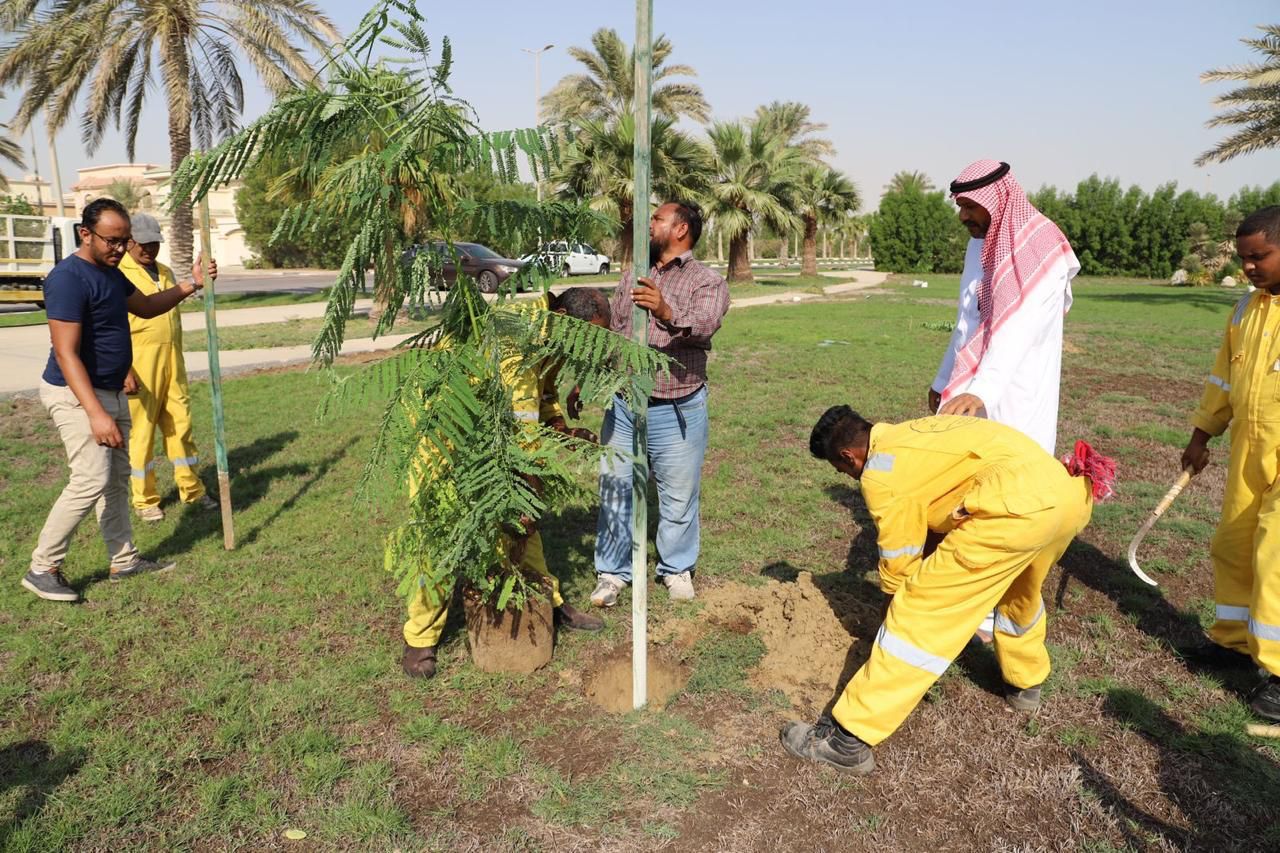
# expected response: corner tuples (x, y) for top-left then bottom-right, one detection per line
(192, 495), (218, 511)
(590, 574), (626, 607)
(1004, 682), (1042, 712)
(662, 571), (696, 601)
(22, 569), (81, 602)
(136, 506), (164, 522)
(109, 557), (176, 582)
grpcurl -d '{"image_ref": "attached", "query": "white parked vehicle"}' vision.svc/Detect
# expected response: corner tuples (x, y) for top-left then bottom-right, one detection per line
(522, 241), (612, 276)
(0, 215), (81, 309)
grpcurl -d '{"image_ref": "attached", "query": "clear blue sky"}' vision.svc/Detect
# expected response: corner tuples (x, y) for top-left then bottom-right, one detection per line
(22, 0), (1280, 211)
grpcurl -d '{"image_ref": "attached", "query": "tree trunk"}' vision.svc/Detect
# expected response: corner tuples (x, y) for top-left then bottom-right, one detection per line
(747, 233), (754, 265)
(821, 228), (828, 261)
(617, 197), (634, 271)
(163, 35), (194, 276)
(802, 215), (819, 277)
(716, 223), (723, 262)
(727, 232), (753, 283)
(777, 230), (788, 265)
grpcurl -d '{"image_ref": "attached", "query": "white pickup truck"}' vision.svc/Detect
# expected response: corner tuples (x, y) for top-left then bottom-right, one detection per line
(521, 240), (612, 277)
(0, 215), (81, 309)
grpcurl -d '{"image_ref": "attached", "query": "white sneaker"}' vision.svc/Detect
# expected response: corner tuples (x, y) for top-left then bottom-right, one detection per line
(136, 506), (164, 522)
(662, 571), (696, 601)
(590, 574), (626, 608)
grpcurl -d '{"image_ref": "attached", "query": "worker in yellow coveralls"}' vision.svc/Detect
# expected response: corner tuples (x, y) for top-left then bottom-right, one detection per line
(400, 288), (611, 679)
(1180, 205), (1280, 722)
(121, 213), (218, 521)
(781, 406), (1111, 774)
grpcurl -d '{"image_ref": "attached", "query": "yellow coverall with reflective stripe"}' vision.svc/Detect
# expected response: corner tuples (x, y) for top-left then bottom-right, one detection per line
(402, 303), (567, 649)
(1191, 290), (1280, 676)
(832, 416), (1093, 746)
(122, 253), (206, 509)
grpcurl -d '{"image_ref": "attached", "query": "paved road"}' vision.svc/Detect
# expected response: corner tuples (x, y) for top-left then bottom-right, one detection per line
(1, 269), (887, 396)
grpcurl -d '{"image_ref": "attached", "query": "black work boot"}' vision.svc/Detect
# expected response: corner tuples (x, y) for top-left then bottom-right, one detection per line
(401, 644), (438, 679)
(779, 715), (875, 775)
(1249, 674), (1280, 722)
(555, 602), (605, 631)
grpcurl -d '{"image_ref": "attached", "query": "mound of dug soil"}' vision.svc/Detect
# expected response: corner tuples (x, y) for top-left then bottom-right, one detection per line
(700, 572), (867, 712)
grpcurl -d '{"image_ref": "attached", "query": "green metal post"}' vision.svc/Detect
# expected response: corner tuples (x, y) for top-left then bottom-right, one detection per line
(631, 0), (653, 711)
(200, 196), (235, 549)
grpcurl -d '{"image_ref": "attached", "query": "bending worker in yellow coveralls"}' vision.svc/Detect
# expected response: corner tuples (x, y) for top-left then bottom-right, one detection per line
(400, 288), (610, 679)
(1179, 205), (1280, 722)
(782, 406), (1112, 774)
(121, 213), (218, 521)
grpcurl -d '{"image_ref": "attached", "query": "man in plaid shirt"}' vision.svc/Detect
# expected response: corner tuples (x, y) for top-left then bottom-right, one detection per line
(591, 201), (730, 605)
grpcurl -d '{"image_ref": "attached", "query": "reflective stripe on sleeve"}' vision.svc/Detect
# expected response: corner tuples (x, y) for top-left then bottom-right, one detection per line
(879, 544), (923, 560)
(874, 624), (951, 676)
(1216, 604), (1249, 622)
(1207, 375), (1231, 393)
(512, 411), (539, 421)
(171, 456), (199, 467)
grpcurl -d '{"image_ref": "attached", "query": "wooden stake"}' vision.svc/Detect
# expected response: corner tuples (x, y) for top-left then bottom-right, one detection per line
(199, 196), (235, 549)
(1246, 723), (1280, 739)
(630, 0), (653, 711)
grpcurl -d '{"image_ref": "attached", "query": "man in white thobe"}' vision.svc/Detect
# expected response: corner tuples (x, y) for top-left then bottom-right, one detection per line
(928, 159), (1080, 641)
(929, 160), (1080, 455)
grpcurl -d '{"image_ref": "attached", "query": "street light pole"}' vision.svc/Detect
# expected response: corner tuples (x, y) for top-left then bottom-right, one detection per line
(521, 43), (554, 200)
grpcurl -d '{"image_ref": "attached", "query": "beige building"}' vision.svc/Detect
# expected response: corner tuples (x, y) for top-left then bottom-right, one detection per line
(67, 163), (251, 268)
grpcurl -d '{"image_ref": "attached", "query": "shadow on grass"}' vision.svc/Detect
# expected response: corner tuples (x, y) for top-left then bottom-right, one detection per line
(1085, 289), (1243, 313)
(1051, 540), (1252, 686)
(69, 430), (306, 593)
(0, 740), (84, 842)
(236, 436), (359, 547)
(1071, 687), (1280, 850)
(137, 432), (358, 558)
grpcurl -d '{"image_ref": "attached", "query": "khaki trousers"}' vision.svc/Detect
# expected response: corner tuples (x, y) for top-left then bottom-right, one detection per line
(30, 381), (139, 573)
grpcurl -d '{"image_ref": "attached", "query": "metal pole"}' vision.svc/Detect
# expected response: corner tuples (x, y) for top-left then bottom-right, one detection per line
(630, 0), (653, 711)
(522, 44), (554, 202)
(46, 121), (64, 217)
(199, 196), (235, 549)
(28, 125), (43, 211)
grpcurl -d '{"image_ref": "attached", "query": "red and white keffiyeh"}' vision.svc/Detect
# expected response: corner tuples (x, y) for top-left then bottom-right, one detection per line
(942, 160), (1074, 402)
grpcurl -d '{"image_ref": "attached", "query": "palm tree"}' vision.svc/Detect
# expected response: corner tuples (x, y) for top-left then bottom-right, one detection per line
(103, 178), (146, 212)
(795, 166), (860, 276)
(541, 28), (709, 125)
(753, 101), (833, 266)
(705, 119), (805, 284)
(0, 0), (339, 272)
(556, 114), (711, 269)
(1197, 24), (1280, 165)
(0, 131), (23, 193)
(884, 170), (936, 196)
(752, 101), (835, 162)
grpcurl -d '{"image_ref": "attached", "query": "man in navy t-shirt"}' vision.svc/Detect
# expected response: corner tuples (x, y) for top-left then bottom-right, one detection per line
(23, 198), (209, 603)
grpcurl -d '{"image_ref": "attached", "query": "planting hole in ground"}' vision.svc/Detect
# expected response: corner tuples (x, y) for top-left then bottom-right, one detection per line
(585, 651), (689, 713)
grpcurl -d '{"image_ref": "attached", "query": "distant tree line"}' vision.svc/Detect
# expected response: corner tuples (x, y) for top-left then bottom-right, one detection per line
(868, 175), (1280, 281)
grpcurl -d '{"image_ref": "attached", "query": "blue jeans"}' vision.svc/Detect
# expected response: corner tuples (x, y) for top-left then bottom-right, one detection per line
(594, 386), (709, 584)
